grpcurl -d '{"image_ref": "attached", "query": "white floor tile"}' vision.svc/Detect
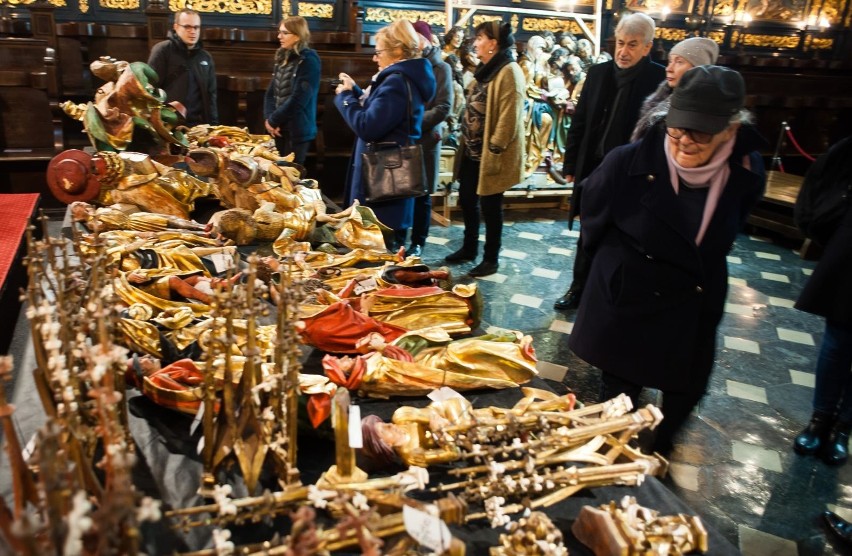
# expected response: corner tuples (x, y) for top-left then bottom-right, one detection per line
(478, 233), (486, 241)
(560, 229), (580, 238)
(668, 462), (699, 492)
(537, 360), (568, 381)
(748, 235), (770, 242)
(518, 231), (543, 241)
(727, 380), (768, 404)
(510, 293), (542, 308)
(532, 268), (561, 280)
(727, 255), (742, 264)
(768, 296), (795, 308)
(425, 236), (449, 245)
(549, 319), (573, 334)
(827, 503), (852, 523)
(755, 251), (782, 260)
(725, 303), (754, 316)
(503, 221), (515, 227)
(789, 370), (815, 388)
(777, 327), (815, 346)
(728, 277), (748, 287)
(731, 441), (783, 473)
(501, 249), (528, 260)
(724, 336), (761, 354)
(534, 218), (556, 224)
(761, 271), (790, 283)
(802, 268), (813, 276)
(738, 525), (797, 556)
(548, 247), (573, 256)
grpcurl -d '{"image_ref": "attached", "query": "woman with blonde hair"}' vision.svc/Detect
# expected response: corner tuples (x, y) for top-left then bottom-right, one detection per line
(264, 16), (321, 165)
(334, 20), (437, 249)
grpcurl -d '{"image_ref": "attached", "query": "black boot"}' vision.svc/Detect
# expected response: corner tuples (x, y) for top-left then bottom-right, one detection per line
(823, 421), (851, 465)
(824, 511), (852, 545)
(444, 246), (477, 263)
(793, 411), (834, 456)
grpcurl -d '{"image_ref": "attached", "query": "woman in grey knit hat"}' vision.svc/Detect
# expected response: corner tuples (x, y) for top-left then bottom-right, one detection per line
(630, 36), (719, 141)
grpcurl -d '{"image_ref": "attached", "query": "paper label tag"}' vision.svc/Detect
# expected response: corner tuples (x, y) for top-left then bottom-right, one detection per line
(428, 387), (465, 402)
(348, 405), (363, 448)
(190, 401), (205, 436)
(22, 433), (37, 462)
(353, 277), (378, 295)
(210, 252), (236, 274)
(402, 504), (452, 552)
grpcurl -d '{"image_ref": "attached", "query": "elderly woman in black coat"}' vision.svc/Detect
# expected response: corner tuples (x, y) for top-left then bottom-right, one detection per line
(568, 66), (767, 454)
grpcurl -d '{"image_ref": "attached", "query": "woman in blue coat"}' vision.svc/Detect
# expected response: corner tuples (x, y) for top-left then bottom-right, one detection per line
(264, 16), (321, 165)
(334, 20), (436, 248)
(568, 66), (767, 455)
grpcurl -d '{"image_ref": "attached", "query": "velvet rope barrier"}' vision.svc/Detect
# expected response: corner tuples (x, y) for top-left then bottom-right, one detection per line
(784, 124), (816, 162)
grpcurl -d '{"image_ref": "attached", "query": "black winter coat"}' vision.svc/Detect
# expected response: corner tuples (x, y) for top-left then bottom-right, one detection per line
(568, 125), (766, 393)
(148, 32), (218, 125)
(795, 135), (852, 325)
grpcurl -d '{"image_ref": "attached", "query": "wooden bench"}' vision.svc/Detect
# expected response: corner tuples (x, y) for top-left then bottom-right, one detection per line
(0, 38), (64, 207)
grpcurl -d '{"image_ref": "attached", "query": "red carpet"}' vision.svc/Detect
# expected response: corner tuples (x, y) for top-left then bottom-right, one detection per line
(0, 194), (40, 288)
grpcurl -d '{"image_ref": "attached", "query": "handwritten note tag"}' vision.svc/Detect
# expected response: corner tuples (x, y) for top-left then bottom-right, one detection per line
(348, 405), (363, 448)
(353, 277), (378, 295)
(402, 504), (452, 553)
(210, 253), (236, 274)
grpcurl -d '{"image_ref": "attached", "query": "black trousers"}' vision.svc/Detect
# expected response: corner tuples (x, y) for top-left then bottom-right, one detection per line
(600, 372), (705, 454)
(458, 155), (504, 262)
(410, 140), (441, 248)
(568, 230), (592, 293)
(274, 136), (310, 166)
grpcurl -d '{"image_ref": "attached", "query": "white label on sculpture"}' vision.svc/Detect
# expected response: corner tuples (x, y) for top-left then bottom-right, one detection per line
(348, 405), (363, 448)
(403, 504), (452, 552)
(209, 252), (236, 274)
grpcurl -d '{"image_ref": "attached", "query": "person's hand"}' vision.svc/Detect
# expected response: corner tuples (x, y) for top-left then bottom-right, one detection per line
(335, 72), (355, 95)
(264, 119), (281, 137)
(564, 174), (575, 185)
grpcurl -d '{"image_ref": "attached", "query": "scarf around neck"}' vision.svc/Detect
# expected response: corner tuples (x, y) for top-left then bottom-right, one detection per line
(474, 48), (513, 84)
(664, 133), (736, 245)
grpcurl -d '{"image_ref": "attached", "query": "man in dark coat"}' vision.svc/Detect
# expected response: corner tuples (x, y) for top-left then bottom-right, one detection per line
(568, 66), (766, 454)
(553, 13), (665, 311)
(406, 21), (453, 257)
(148, 8), (218, 126)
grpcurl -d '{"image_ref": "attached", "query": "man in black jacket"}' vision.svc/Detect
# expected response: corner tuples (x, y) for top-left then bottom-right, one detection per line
(553, 12), (665, 311)
(148, 8), (218, 126)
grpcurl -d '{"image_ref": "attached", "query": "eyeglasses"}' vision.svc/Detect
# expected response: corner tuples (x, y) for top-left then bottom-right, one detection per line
(666, 127), (715, 145)
(177, 24), (201, 31)
(374, 49), (388, 55)
(278, 30), (293, 35)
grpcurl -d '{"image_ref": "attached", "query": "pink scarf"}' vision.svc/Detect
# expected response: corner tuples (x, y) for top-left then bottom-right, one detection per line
(664, 135), (737, 245)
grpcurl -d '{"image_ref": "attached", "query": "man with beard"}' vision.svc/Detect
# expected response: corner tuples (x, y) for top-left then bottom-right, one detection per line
(148, 8), (218, 126)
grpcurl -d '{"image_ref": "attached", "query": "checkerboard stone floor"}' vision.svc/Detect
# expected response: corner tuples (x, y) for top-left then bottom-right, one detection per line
(420, 207), (846, 556)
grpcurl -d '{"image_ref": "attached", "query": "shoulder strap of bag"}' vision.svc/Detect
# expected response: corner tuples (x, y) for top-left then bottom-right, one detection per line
(393, 71), (414, 146)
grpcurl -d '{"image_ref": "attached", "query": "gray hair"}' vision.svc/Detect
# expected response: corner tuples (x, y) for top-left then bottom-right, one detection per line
(615, 12), (655, 44)
(527, 35), (546, 52)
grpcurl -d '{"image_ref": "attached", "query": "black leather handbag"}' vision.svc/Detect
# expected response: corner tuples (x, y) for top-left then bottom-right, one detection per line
(361, 76), (427, 203)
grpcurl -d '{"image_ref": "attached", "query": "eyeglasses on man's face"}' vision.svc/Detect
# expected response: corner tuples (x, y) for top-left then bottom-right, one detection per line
(278, 30), (293, 35)
(666, 127), (715, 145)
(373, 49), (388, 56)
(177, 24), (201, 31)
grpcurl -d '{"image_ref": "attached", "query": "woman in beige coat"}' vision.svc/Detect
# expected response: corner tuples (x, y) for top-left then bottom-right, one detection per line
(444, 21), (525, 277)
